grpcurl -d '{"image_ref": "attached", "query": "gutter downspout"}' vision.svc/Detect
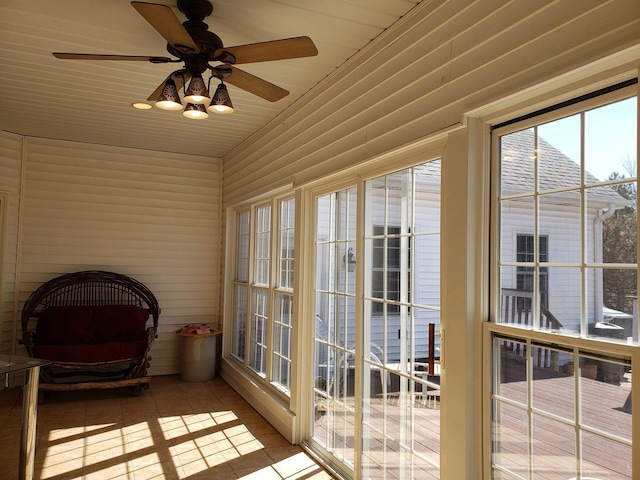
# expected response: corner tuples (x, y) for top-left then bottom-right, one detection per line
(594, 203), (617, 323)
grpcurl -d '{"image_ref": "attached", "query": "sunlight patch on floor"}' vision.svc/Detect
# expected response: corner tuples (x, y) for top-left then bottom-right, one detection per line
(0, 376), (333, 479)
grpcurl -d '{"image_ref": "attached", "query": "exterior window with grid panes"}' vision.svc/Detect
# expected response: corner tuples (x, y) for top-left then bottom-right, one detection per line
(515, 234), (548, 309)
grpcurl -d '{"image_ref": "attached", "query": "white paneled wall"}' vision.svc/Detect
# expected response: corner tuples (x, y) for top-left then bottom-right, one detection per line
(222, 0), (640, 202)
(0, 132), (23, 355)
(0, 132), (222, 374)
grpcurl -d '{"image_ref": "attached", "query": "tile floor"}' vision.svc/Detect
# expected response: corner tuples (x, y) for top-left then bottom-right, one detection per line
(0, 375), (334, 480)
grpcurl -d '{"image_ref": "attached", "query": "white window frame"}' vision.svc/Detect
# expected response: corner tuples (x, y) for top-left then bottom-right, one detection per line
(486, 84), (639, 479)
(225, 194), (296, 397)
(272, 197), (296, 393)
(302, 146), (447, 479)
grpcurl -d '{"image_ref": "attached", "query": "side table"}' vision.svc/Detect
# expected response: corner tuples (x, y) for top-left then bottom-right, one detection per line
(1, 354), (50, 480)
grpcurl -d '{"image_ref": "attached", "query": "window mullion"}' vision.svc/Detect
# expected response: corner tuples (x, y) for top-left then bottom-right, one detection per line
(579, 112), (588, 338)
(265, 199), (278, 383)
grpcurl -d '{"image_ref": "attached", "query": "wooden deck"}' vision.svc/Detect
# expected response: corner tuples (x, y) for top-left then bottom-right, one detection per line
(314, 389), (441, 479)
(313, 369), (632, 479)
(495, 368), (632, 479)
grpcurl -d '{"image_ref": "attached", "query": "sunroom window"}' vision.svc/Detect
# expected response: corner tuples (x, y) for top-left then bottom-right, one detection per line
(229, 197), (295, 393)
(490, 89), (637, 479)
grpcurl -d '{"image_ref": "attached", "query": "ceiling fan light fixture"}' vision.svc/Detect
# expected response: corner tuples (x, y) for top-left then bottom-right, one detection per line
(183, 102), (209, 119)
(132, 102), (153, 110)
(184, 74), (210, 104)
(52, 2), (319, 120)
(208, 82), (234, 114)
(156, 78), (183, 111)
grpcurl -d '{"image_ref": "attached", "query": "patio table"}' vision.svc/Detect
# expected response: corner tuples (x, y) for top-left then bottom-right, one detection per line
(1, 353), (50, 480)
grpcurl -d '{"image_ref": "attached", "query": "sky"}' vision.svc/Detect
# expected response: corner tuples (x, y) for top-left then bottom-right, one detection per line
(537, 96), (637, 181)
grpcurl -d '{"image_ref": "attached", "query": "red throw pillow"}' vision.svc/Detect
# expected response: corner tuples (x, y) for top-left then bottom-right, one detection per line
(35, 306), (95, 345)
(91, 305), (150, 342)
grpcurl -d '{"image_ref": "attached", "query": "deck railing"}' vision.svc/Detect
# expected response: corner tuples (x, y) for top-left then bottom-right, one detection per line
(501, 288), (563, 369)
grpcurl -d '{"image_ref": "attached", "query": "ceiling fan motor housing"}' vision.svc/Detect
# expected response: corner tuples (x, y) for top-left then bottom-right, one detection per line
(177, 0), (213, 21)
(169, 0), (225, 70)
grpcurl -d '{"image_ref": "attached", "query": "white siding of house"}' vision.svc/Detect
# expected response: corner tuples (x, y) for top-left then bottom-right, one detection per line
(314, 190), (357, 353)
(366, 177), (441, 362)
(314, 180), (442, 363)
(500, 201), (601, 330)
(0, 133), (222, 375)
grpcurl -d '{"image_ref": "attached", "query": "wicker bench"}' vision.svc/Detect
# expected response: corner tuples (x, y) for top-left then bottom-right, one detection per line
(21, 270), (160, 395)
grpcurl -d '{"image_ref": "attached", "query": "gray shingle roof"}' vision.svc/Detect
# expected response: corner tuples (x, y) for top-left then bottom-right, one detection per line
(500, 129), (627, 204)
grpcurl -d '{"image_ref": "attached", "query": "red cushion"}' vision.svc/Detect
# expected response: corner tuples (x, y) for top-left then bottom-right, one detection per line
(91, 305), (150, 342)
(35, 306), (96, 345)
(34, 341), (147, 363)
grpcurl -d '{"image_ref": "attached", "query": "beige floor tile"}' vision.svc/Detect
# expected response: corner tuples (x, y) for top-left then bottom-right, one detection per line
(0, 375), (333, 480)
(130, 460), (182, 480)
(270, 450), (326, 478)
(229, 465), (283, 480)
(84, 440), (126, 459)
(83, 446), (129, 473)
(181, 462), (237, 480)
(179, 457), (214, 478)
(82, 461), (132, 480)
(127, 451), (164, 471)
(39, 455), (85, 479)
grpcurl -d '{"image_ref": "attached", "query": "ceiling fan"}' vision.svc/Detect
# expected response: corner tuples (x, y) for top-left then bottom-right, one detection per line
(52, 0), (318, 117)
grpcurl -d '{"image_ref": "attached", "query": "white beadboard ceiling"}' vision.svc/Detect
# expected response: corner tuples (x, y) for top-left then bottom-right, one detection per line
(0, 0), (421, 158)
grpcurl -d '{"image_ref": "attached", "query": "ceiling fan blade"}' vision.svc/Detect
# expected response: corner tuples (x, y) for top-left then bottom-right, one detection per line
(221, 66), (289, 102)
(53, 52), (174, 63)
(215, 36), (318, 64)
(131, 1), (199, 54)
(147, 70), (190, 101)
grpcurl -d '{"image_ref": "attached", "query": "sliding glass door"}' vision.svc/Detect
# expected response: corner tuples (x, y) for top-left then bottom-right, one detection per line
(361, 163), (442, 479)
(312, 187), (358, 474)
(311, 160), (442, 479)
